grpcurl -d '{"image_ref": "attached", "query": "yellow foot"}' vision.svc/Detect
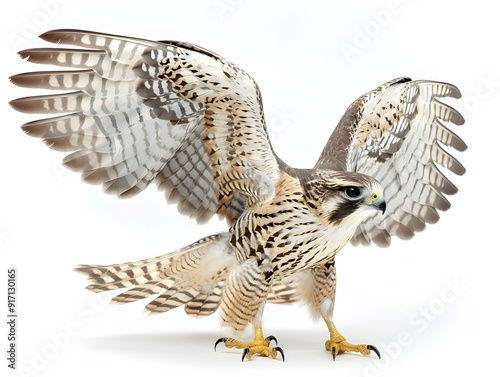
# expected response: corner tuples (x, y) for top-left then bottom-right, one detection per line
(325, 339), (381, 360)
(215, 335), (285, 362)
(324, 320), (381, 360)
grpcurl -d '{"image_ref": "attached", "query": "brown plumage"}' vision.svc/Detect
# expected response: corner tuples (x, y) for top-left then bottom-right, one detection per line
(10, 29), (466, 360)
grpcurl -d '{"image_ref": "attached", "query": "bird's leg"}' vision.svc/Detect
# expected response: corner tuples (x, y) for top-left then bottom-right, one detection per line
(309, 260), (380, 360)
(324, 319), (381, 360)
(215, 323), (285, 361)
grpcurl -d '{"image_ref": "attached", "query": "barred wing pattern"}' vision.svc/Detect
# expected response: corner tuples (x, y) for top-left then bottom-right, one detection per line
(316, 78), (466, 247)
(10, 30), (281, 224)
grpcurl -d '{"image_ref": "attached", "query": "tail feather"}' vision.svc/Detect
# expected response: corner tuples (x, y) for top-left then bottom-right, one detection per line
(145, 287), (199, 314)
(75, 255), (174, 287)
(74, 233), (236, 316)
(75, 235), (221, 289)
(75, 232), (302, 319)
(110, 280), (172, 303)
(184, 281), (224, 318)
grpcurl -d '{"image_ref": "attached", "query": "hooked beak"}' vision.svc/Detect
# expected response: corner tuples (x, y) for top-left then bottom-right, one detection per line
(365, 190), (386, 215)
(372, 197), (386, 215)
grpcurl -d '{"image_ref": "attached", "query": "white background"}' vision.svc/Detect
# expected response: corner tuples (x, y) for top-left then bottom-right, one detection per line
(1, 1), (497, 376)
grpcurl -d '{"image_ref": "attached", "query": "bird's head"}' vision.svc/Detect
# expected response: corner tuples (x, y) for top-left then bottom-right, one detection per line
(300, 170), (386, 227)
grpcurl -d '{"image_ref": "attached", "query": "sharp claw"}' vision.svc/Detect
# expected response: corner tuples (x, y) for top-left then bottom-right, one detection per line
(275, 346), (285, 362)
(331, 346), (337, 361)
(367, 344), (381, 359)
(265, 335), (278, 346)
(214, 337), (228, 352)
(242, 348), (250, 362)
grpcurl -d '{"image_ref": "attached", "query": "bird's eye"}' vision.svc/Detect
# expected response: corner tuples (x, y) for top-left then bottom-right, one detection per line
(344, 186), (361, 198)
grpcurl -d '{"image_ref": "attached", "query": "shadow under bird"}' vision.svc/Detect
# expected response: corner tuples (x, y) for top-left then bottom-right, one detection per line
(9, 29), (466, 362)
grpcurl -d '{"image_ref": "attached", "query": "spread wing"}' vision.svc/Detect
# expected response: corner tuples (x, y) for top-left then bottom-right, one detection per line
(10, 29), (283, 225)
(315, 77), (466, 247)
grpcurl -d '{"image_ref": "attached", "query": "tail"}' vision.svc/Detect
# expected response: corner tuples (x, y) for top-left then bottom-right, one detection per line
(75, 233), (236, 318)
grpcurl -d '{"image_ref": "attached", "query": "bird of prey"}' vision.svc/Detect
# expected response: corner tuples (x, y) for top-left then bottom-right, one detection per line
(9, 29), (466, 362)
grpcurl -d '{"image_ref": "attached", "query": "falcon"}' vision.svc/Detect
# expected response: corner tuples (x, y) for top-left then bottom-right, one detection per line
(9, 29), (466, 362)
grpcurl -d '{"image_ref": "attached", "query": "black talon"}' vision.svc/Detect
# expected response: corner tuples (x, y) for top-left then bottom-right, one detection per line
(275, 346), (285, 362)
(241, 348), (250, 362)
(331, 346), (337, 361)
(367, 345), (381, 359)
(265, 335), (278, 346)
(214, 337), (228, 352)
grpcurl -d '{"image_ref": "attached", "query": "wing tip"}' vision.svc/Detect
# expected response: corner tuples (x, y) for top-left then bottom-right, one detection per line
(9, 73), (25, 87)
(452, 109), (466, 126)
(9, 97), (32, 113)
(39, 29), (83, 44)
(38, 29), (102, 45)
(9, 72), (45, 88)
(16, 49), (33, 60)
(39, 29), (65, 43)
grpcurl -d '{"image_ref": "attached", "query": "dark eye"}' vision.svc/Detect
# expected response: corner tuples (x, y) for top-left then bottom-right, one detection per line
(344, 186), (361, 198)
